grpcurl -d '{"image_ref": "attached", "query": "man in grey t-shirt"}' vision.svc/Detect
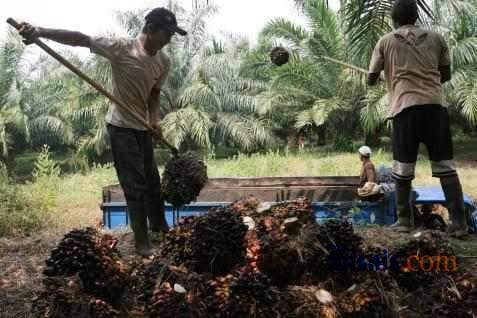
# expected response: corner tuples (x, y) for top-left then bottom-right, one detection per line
(368, 0), (468, 237)
(20, 8), (187, 256)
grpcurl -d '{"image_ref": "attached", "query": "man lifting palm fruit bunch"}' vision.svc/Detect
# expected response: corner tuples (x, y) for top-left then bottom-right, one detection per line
(18, 7), (188, 256)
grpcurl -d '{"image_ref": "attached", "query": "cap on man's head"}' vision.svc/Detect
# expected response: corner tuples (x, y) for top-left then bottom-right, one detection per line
(145, 7), (187, 36)
(358, 146), (372, 157)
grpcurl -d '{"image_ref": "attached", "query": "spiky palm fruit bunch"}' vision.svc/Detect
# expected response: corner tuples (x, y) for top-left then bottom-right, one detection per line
(159, 216), (197, 264)
(253, 216), (304, 286)
(230, 195), (261, 217)
(267, 198), (315, 226)
(161, 151), (208, 208)
(284, 286), (338, 318)
(204, 274), (237, 316)
(431, 272), (477, 317)
(244, 229), (261, 272)
(89, 298), (120, 318)
(400, 270), (477, 318)
(160, 209), (247, 275)
(337, 272), (400, 318)
(125, 257), (169, 314)
(186, 208), (248, 275)
(389, 230), (453, 291)
(42, 228), (126, 302)
(291, 223), (332, 285)
(148, 281), (191, 318)
(233, 197), (314, 225)
(146, 266), (207, 318)
(31, 277), (91, 318)
(309, 219), (364, 287)
(270, 46), (290, 66)
(224, 271), (282, 318)
(241, 199), (320, 285)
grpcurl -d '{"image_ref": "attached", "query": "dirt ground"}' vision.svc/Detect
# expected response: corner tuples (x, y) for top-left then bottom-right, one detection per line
(0, 227), (476, 318)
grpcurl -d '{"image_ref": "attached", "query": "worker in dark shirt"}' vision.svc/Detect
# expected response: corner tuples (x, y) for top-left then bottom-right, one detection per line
(368, 0), (468, 237)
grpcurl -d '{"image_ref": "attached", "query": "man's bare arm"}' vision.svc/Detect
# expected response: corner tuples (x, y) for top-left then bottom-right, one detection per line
(19, 23), (90, 48)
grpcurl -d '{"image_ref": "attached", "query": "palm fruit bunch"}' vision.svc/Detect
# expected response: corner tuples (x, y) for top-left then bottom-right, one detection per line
(187, 208), (248, 275)
(266, 198), (315, 226)
(244, 229), (261, 272)
(240, 198), (319, 285)
(31, 277), (91, 317)
(148, 282), (190, 318)
(159, 216), (197, 264)
(224, 271), (282, 318)
(42, 228), (126, 302)
(389, 230), (453, 291)
(291, 223), (331, 284)
(337, 271), (400, 318)
(161, 151), (208, 208)
(270, 46), (290, 66)
(399, 271), (476, 318)
(89, 298), (120, 318)
(283, 286), (338, 318)
(302, 219), (364, 287)
(162, 208), (248, 275)
(203, 274), (237, 316)
(431, 272), (477, 318)
(146, 266), (207, 318)
(253, 216), (304, 286)
(125, 257), (168, 315)
(230, 195), (261, 217)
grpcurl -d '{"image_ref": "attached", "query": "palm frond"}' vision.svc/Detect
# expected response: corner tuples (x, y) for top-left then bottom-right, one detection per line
(294, 98), (337, 129)
(261, 18), (311, 48)
(161, 107), (211, 148)
(361, 86), (389, 132)
(451, 37), (477, 68)
(454, 72), (477, 124)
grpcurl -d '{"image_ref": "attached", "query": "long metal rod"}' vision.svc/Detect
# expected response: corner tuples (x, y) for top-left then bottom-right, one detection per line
(7, 17), (178, 155)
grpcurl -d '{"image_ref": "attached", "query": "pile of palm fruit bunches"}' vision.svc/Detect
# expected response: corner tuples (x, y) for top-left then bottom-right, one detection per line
(32, 197), (476, 317)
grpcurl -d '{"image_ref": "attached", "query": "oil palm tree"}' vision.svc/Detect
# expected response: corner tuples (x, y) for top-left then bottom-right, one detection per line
(243, 0), (366, 146)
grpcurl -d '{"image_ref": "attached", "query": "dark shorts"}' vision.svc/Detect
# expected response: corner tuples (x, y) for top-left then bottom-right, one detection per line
(107, 124), (161, 203)
(391, 105), (457, 181)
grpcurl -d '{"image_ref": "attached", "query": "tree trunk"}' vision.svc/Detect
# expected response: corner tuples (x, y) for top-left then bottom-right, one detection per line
(317, 126), (326, 146)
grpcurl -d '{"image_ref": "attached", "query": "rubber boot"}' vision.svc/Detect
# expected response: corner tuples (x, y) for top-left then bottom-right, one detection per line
(127, 200), (153, 257)
(145, 196), (169, 234)
(390, 180), (412, 232)
(441, 176), (469, 239)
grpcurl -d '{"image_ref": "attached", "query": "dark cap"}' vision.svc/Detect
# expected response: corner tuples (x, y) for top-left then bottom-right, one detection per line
(145, 7), (187, 36)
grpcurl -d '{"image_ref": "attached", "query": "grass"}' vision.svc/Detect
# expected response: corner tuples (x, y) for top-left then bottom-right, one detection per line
(5, 141), (477, 234)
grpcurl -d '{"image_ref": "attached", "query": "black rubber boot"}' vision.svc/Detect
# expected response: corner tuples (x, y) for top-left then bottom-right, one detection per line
(145, 196), (169, 234)
(441, 176), (469, 239)
(127, 200), (153, 257)
(390, 180), (413, 232)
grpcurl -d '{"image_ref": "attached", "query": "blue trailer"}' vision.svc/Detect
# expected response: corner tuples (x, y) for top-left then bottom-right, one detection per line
(101, 177), (477, 232)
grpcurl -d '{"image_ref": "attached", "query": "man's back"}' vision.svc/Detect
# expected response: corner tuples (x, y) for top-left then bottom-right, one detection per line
(369, 25), (450, 117)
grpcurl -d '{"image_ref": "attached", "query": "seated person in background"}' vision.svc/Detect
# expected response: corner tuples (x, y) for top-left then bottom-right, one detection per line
(357, 146), (381, 201)
(358, 146), (377, 187)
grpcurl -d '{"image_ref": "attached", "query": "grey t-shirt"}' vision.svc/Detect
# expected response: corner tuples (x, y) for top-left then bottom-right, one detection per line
(369, 25), (450, 118)
(90, 37), (170, 130)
